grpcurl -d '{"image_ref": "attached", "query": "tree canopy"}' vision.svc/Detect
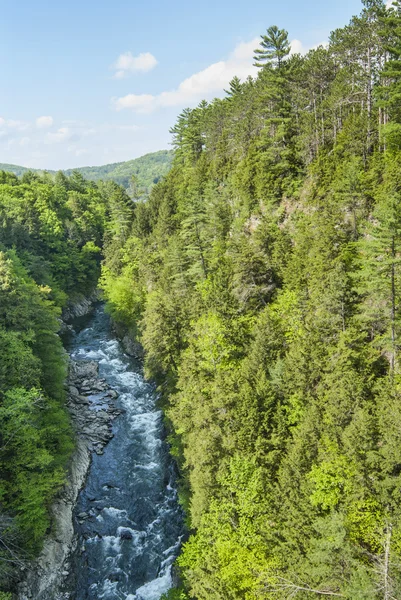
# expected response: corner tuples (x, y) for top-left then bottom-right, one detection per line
(101, 3), (401, 598)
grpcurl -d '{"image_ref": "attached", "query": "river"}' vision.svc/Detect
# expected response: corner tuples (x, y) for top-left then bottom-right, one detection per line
(65, 306), (184, 600)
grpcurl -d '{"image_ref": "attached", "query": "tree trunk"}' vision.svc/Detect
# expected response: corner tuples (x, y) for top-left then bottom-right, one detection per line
(384, 523), (392, 600)
(391, 236), (396, 373)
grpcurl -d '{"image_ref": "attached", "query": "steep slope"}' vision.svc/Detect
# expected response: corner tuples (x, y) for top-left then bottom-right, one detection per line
(101, 4), (401, 599)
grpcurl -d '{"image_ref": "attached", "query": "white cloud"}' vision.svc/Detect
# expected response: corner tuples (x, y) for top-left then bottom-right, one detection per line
(113, 51), (158, 78)
(117, 124), (141, 132)
(19, 137), (31, 146)
(231, 38), (259, 61)
(112, 37), (330, 114)
(0, 118), (30, 144)
(386, 0), (394, 8)
(114, 93), (161, 112)
(72, 148), (89, 157)
(4, 119), (29, 132)
(113, 38), (259, 113)
(36, 115), (54, 129)
(290, 39), (307, 55)
(45, 127), (71, 143)
(290, 39), (328, 55)
(82, 127), (97, 136)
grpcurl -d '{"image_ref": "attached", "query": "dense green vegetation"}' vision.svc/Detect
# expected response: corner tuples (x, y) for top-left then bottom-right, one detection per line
(101, 1), (401, 597)
(4, 1), (401, 597)
(0, 170), (134, 590)
(0, 164), (30, 178)
(0, 149), (174, 197)
(65, 150), (174, 195)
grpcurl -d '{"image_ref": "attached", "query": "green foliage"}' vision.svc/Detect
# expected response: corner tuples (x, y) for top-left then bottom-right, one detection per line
(65, 150), (174, 196)
(253, 25), (291, 68)
(0, 150), (174, 198)
(160, 589), (189, 600)
(0, 170), (119, 588)
(88, 3), (401, 597)
(0, 388), (72, 551)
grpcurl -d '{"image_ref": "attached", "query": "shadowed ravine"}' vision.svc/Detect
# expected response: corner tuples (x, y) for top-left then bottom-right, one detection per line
(66, 306), (184, 600)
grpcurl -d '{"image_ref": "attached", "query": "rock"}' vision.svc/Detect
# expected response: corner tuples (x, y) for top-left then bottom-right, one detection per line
(68, 385), (79, 397)
(121, 335), (144, 359)
(97, 411), (110, 420)
(75, 396), (90, 405)
(92, 380), (108, 391)
(119, 529), (133, 540)
(69, 360), (98, 381)
(62, 291), (100, 322)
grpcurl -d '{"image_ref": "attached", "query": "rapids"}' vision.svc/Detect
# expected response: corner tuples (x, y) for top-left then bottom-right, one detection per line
(66, 306), (184, 600)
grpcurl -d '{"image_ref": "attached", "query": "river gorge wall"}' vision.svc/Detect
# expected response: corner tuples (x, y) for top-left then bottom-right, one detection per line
(18, 359), (121, 600)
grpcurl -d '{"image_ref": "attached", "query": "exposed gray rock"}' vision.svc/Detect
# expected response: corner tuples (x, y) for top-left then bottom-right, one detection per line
(68, 385), (79, 397)
(62, 291), (100, 322)
(111, 321), (144, 360)
(121, 334), (144, 359)
(69, 360), (98, 381)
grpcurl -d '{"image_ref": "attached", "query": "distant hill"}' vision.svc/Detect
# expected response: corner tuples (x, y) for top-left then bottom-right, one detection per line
(0, 162), (33, 177)
(0, 150), (174, 195)
(64, 150), (174, 192)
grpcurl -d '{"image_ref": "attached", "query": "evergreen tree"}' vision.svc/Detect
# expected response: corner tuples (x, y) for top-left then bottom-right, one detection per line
(253, 26), (291, 69)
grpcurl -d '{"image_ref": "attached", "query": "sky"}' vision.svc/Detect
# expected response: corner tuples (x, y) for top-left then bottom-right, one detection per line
(0, 0), (368, 170)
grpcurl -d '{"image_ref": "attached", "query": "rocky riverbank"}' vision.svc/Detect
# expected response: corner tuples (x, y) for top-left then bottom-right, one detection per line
(111, 321), (144, 360)
(18, 360), (121, 600)
(62, 291), (100, 323)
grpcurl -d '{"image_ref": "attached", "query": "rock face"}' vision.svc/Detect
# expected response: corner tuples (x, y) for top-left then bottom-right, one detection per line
(121, 334), (144, 360)
(62, 291), (100, 323)
(112, 322), (144, 360)
(17, 359), (120, 600)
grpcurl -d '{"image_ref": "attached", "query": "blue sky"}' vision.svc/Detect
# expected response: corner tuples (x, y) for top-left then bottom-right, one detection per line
(1, 0), (364, 169)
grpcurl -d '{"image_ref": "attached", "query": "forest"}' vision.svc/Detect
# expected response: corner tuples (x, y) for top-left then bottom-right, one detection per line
(0, 149), (173, 198)
(0, 171), (132, 593)
(2, 0), (401, 597)
(101, 0), (401, 597)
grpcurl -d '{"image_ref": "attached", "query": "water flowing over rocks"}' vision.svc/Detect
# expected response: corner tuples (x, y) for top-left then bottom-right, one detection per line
(18, 359), (120, 600)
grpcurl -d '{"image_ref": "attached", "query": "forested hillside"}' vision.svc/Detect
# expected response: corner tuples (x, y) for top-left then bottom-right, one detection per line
(0, 150), (173, 197)
(100, 1), (401, 597)
(64, 150), (174, 195)
(0, 171), (132, 592)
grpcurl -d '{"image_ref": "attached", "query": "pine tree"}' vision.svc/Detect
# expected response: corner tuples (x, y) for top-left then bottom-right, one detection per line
(253, 26), (291, 69)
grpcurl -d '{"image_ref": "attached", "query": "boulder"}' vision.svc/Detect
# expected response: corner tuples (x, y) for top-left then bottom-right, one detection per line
(69, 360), (98, 381)
(119, 529), (133, 540)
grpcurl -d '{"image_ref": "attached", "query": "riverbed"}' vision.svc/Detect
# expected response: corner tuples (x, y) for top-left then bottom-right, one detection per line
(66, 306), (184, 600)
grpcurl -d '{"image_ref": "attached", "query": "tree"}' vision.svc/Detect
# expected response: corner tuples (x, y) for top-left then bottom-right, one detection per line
(357, 155), (401, 372)
(253, 26), (291, 69)
(378, 0), (401, 148)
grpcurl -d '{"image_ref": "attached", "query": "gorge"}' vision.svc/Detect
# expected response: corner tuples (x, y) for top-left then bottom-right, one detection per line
(3, 2), (401, 598)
